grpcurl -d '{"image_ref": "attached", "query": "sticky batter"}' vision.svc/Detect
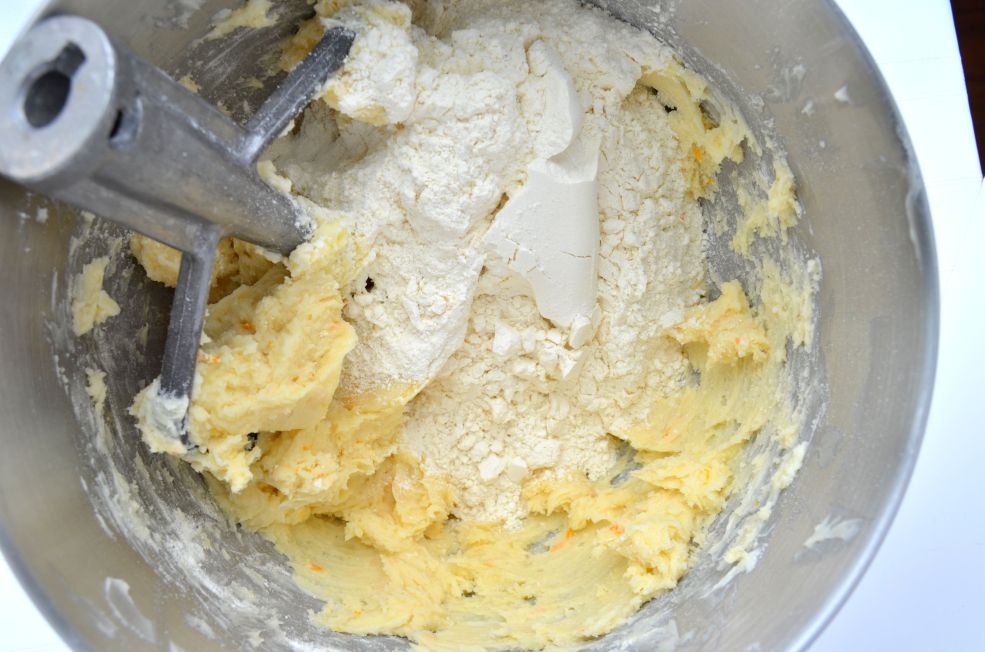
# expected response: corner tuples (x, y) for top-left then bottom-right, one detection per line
(128, 1), (814, 649)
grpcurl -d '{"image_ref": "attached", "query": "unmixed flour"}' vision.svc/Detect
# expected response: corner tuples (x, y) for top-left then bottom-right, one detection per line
(269, 0), (705, 525)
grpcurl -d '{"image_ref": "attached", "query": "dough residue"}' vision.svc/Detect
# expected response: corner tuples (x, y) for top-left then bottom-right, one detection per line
(803, 515), (863, 550)
(125, 0), (816, 649)
(71, 257), (120, 336)
(207, 0), (274, 40)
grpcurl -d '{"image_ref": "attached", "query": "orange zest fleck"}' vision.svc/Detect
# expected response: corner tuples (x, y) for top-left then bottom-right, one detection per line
(691, 144), (703, 161)
(609, 523), (625, 536)
(239, 320), (256, 333)
(308, 562), (323, 572)
(550, 528), (575, 553)
(197, 351), (220, 365)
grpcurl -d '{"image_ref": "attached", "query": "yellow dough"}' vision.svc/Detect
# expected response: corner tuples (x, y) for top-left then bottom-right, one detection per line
(130, 234), (276, 303)
(72, 256), (120, 336)
(128, 0), (814, 649)
(203, 271), (804, 651)
(206, 0), (275, 40)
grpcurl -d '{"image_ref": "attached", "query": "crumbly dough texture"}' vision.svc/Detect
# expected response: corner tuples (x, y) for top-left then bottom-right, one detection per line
(128, 1), (812, 649)
(71, 256), (120, 336)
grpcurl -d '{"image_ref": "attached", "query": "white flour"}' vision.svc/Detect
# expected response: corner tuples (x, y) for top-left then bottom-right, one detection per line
(270, 0), (705, 525)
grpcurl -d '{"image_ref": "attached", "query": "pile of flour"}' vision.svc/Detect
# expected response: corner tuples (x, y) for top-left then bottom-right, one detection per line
(270, 0), (706, 525)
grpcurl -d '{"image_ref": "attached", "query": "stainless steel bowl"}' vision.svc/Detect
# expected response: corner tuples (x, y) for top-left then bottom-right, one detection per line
(0, 0), (937, 650)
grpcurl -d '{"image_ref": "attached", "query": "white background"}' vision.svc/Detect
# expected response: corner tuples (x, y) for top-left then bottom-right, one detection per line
(1, 1), (982, 650)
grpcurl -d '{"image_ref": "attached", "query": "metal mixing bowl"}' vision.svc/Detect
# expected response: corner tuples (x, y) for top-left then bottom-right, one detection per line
(0, 0), (937, 650)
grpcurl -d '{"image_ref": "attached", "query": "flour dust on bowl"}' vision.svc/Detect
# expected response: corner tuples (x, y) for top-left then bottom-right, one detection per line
(0, 1), (936, 651)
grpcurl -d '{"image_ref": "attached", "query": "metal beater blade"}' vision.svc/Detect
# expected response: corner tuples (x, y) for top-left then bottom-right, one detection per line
(0, 15), (353, 447)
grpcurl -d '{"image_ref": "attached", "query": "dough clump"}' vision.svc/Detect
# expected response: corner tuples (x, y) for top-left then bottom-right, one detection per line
(72, 256), (120, 336)
(129, 0), (813, 649)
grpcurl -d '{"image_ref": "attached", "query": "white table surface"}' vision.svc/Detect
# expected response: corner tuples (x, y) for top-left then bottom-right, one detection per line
(1, 1), (982, 650)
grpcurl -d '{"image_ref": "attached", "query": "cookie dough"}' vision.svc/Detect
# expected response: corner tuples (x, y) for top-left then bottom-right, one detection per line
(128, 0), (813, 649)
(71, 256), (120, 336)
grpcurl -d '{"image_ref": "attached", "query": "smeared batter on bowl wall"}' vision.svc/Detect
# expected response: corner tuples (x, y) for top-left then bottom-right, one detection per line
(125, 0), (816, 649)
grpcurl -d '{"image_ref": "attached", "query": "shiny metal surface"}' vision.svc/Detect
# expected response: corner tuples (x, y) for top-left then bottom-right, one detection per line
(0, 1), (937, 650)
(0, 14), (353, 430)
(0, 14), (319, 255)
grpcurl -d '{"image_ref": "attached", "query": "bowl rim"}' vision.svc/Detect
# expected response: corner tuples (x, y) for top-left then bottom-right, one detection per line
(779, 1), (939, 650)
(0, 1), (940, 650)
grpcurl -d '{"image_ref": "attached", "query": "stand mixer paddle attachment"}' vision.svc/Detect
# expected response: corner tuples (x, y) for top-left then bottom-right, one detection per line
(0, 15), (354, 449)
